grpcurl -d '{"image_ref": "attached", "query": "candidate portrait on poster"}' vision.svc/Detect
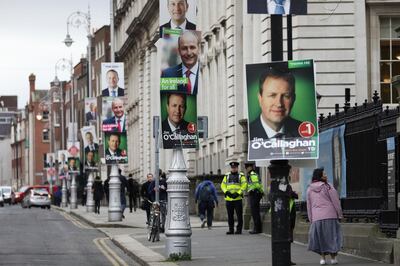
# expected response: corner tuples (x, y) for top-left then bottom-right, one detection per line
(246, 60), (318, 160)
(160, 30), (201, 95)
(104, 132), (128, 164)
(101, 63), (125, 97)
(57, 150), (69, 166)
(160, 92), (198, 149)
(81, 126), (99, 153)
(159, 0), (197, 37)
(102, 97), (127, 133)
(247, 0), (307, 15)
(85, 97), (98, 123)
(46, 153), (55, 168)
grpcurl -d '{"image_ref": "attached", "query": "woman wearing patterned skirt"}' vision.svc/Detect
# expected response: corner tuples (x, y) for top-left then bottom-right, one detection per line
(307, 168), (343, 265)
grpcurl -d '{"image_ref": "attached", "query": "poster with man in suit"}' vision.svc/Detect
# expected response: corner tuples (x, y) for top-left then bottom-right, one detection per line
(247, 0), (307, 15)
(246, 60), (318, 160)
(85, 98), (98, 124)
(160, 92), (198, 149)
(159, 0), (197, 37)
(81, 125), (100, 169)
(101, 63), (125, 97)
(160, 30), (201, 95)
(102, 97), (127, 133)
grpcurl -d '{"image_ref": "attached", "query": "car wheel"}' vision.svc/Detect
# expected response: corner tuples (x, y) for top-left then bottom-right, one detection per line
(47, 206), (51, 210)
(28, 206), (31, 209)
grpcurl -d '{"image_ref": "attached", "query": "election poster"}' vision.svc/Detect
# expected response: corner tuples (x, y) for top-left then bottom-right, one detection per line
(104, 132), (128, 164)
(160, 92), (198, 149)
(246, 59), (318, 160)
(101, 96), (127, 133)
(45, 153), (55, 168)
(67, 141), (80, 174)
(160, 30), (201, 95)
(247, 0), (307, 15)
(101, 62), (125, 97)
(84, 97), (98, 124)
(159, 0), (197, 37)
(81, 126), (100, 169)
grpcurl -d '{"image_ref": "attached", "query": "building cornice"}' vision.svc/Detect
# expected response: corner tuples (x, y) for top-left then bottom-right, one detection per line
(116, 0), (158, 61)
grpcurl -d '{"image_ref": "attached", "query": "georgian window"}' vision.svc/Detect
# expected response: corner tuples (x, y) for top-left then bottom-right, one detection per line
(380, 17), (400, 103)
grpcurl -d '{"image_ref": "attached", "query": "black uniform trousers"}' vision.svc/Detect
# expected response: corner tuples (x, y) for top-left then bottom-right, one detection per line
(226, 200), (243, 232)
(249, 191), (262, 232)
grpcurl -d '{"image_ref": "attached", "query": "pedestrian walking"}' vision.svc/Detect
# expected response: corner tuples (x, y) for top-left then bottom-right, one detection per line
(221, 161), (248, 235)
(307, 167), (343, 265)
(93, 176), (104, 214)
(119, 169), (128, 219)
(103, 176), (110, 204)
(141, 173), (153, 225)
(127, 174), (140, 212)
(195, 177), (218, 229)
(244, 161), (264, 234)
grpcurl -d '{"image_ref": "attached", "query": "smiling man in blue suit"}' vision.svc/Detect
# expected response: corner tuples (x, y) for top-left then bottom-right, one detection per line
(161, 30), (200, 95)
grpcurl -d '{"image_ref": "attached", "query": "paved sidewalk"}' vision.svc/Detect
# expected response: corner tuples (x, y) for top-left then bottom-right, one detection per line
(55, 205), (388, 266)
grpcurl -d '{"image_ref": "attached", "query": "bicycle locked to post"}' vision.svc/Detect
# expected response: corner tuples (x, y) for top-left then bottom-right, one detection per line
(147, 199), (167, 242)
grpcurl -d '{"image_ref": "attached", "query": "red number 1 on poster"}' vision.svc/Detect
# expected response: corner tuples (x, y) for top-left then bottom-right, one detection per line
(298, 122), (316, 138)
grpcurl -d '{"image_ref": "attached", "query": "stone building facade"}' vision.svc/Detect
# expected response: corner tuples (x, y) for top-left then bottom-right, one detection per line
(113, 0), (400, 181)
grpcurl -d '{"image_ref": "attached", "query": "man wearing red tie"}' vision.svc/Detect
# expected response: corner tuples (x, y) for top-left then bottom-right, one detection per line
(102, 98), (126, 132)
(161, 30), (200, 95)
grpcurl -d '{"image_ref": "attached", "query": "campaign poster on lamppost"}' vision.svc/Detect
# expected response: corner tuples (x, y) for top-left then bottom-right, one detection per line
(67, 141), (80, 173)
(246, 59), (318, 160)
(85, 97), (98, 124)
(104, 132), (128, 164)
(46, 153), (55, 168)
(160, 91), (198, 149)
(159, 0), (197, 37)
(247, 0), (307, 15)
(57, 150), (69, 178)
(101, 62), (125, 97)
(81, 126), (99, 169)
(160, 30), (201, 95)
(101, 96), (127, 133)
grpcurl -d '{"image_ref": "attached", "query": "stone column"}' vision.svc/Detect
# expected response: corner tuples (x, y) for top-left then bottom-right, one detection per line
(165, 149), (192, 258)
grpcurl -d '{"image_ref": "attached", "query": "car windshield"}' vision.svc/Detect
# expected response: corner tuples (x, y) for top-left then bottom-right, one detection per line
(2, 188), (11, 193)
(32, 189), (48, 196)
(18, 186), (29, 192)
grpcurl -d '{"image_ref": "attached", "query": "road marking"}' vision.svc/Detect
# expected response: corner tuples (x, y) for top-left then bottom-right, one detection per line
(55, 210), (92, 229)
(93, 238), (129, 266)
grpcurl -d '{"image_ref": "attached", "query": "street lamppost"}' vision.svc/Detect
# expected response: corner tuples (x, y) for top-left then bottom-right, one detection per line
(54, 58), (71, 207)
(63, 9), (92, 97)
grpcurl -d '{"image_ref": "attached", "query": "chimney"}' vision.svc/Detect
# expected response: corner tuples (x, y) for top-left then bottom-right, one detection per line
(28, 73), (36, 105)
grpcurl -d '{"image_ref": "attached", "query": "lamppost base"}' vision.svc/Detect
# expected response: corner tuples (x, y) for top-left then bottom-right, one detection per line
(165, 236), (191, 258)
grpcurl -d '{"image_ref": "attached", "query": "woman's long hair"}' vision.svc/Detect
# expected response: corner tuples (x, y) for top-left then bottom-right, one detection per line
(312, 167), (324, 182)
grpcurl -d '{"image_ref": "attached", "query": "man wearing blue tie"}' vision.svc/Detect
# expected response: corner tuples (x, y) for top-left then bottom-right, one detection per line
(247, 0), (307, 15)
(102, 69), (125, 97)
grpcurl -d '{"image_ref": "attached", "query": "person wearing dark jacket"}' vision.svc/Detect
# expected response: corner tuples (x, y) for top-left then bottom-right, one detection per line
(127, 174), (140, 212)
(103, 176), (110, 204)
(119, 169), (128, 219)
(141, 173), (154, 225)
(195, 178), (218, 229)
(93, 176), (104, 214)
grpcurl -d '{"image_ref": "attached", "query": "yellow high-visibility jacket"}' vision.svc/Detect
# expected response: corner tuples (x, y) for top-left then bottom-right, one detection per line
(221, 172), (247, 201)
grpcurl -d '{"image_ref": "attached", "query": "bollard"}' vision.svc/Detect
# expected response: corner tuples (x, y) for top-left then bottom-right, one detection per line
(61, 177), (67, 207)
(70, 172), (77, 209)
(108, 164), (122, 222)
(165, 149), (192, 258)
(268, 160), (291, 266)
(86, 171), (95, 212)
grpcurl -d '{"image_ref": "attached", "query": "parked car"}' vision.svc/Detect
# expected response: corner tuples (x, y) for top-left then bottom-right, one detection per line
(0, 190), (4, 207)
(17, 185), (59, 206)
(0, 186), (15, 205)
(23, 188), (51, 209)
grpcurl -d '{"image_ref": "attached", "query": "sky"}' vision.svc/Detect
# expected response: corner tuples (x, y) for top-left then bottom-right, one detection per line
(0, 0), (110, 108)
